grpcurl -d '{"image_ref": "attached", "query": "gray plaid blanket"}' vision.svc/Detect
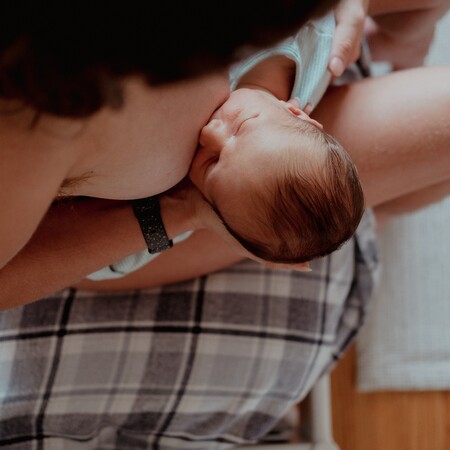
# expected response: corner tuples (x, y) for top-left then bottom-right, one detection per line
(0, 211), (378, 450)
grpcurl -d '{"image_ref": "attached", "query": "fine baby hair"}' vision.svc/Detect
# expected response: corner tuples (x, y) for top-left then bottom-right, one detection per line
(222, 117), (365, 264)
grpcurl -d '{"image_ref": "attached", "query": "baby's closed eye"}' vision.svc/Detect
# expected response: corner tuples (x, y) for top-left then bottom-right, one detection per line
(234, 114), (260, 136)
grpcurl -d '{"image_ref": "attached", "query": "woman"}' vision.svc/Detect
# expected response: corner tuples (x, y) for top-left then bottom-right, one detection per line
(1, 3), (449, 450)
(1, 67), (448, 450)
(0, 0), (339, 309)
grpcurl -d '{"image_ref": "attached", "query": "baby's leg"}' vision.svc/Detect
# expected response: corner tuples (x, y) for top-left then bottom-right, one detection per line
(312, 65), (450, 208)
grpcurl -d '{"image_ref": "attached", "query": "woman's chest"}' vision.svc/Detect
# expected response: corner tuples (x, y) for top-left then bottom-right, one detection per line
(68, 75), (229, 199)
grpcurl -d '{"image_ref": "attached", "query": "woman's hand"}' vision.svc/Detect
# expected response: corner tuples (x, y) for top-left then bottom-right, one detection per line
(159, 178), (219, 238)
(328, 0), (370, 77)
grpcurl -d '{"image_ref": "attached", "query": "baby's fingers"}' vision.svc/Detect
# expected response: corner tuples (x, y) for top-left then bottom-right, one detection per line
(303, 103), (313, 115)
(288, 99), (312, 115)
(287, 98), (301, 108)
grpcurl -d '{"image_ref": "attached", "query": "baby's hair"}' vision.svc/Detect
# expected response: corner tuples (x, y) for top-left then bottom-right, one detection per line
(220, 120), (365, 264)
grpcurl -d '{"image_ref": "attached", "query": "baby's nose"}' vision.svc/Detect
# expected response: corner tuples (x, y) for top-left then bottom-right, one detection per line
(199, 119), (229, 151)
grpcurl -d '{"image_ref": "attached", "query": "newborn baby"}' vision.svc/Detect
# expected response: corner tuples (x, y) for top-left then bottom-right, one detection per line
(189, 87), (364, 265)
(88, 11), (364, 279)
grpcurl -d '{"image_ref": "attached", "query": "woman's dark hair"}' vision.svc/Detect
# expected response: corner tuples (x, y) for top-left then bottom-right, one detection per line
(0, 1), (337, 117)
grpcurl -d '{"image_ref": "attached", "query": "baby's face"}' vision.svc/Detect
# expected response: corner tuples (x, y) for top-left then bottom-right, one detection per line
(189, 88), (318, 240)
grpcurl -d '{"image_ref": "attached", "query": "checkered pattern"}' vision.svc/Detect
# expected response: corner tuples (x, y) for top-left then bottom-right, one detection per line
(0, 211), (377, 450)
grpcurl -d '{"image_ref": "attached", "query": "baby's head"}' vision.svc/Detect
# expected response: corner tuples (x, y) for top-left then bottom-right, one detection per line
(189, 88), (364, 265)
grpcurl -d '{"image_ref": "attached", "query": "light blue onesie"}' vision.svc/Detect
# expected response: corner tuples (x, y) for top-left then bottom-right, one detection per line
(88, 12), (334, 281)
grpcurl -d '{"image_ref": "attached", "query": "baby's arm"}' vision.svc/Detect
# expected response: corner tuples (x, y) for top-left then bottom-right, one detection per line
(235, 55), (295, 101)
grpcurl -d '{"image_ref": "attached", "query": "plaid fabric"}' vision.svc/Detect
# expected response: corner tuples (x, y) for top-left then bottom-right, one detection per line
(0, 211), (378, 450)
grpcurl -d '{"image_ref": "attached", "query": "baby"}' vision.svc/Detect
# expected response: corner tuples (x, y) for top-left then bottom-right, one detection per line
(87, 11), (364, 280)
(188, 86), (364, 265)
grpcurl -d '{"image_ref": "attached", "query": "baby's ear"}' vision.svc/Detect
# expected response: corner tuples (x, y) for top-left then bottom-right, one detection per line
(284, 100), (323, 129)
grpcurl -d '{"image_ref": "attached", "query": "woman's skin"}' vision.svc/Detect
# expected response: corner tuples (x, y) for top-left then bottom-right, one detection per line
(0, 73), (229, 268)
(1, 64), (449, 306)
(75, 65), (450, 292)
(1, 0), (448, 308)
(0, 67), (450, 308)
(0, 74), (230, 309)
(329, 0), (449, 76)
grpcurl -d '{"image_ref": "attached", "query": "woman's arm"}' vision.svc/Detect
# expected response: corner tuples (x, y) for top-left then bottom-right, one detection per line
(0, 199), (146, 309)
(0, 189), (200, 310)
(75, 229), (243, 292)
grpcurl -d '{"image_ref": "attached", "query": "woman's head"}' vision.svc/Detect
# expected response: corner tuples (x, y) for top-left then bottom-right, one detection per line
(0, 0), (338, 117)
(189, 89), (365, 264)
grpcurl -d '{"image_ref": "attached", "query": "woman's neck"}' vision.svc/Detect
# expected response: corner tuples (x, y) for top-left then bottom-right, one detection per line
(236, 55), (295, 101)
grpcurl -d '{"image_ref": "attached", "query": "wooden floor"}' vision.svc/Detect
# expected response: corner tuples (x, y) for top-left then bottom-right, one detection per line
(330, 345), (450, 450)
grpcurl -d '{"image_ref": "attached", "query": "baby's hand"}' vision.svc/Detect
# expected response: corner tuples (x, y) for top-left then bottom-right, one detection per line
(287, 99), (322, 129)
(287, 98), (313, 115)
